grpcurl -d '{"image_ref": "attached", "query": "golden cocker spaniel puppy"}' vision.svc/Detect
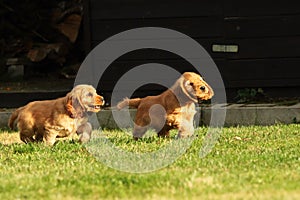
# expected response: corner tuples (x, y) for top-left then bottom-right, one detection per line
(117, 72), (214, 139)
(8, 84), (104, 145)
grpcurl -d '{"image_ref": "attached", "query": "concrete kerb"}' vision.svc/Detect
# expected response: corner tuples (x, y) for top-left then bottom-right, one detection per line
(0, 111), (13, 129)
(202, 103), (300, 126)
(1, 103), (300, 130)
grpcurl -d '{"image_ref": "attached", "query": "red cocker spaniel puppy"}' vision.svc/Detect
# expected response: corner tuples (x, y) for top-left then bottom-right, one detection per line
(117, 72), (214, 139)
(8, 84), (104, 145)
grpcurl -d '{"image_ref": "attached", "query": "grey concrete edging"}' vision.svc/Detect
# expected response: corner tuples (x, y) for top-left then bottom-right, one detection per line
(1, 103), (300, 129)
(202, 103), (300, 127)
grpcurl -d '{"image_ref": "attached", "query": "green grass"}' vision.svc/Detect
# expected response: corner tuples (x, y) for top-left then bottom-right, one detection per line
(0, 124), (299, 200)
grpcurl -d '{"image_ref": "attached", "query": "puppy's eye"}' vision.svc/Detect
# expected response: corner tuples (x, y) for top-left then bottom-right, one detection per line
(200, 86), (206, 91)
(189, 82), (194, 86)
(86, 92), (93, 97)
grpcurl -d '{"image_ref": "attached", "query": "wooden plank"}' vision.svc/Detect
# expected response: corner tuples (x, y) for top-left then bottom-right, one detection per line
(91, 17), (223, 41)
(225, 15), (300, 38)
(219, 58), (300, 88)
(90, 0), (223, 19)
(224, 0), (300, 17)
(96, 59), (224, 90)
(82, 0), (92, 55)
(98, 59), (197, 85)
(226, 79), (300, 88)
(0, 91), (68, 108)
(94, 57), (300, 97)
(86, 0), (300, 95)
(224, 36), (300, 59)
(90, 38), (225, 60)
(91, 36), (300, 60)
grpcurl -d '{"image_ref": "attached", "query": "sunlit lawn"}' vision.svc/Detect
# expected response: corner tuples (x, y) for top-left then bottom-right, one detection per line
(0, 124), (299, 199)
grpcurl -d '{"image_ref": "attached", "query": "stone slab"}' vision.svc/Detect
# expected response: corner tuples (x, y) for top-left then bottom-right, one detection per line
(202, 103), (300, 126)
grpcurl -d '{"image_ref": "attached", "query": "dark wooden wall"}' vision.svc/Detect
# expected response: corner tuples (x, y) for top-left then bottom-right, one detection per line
(85, 0), (300, 102)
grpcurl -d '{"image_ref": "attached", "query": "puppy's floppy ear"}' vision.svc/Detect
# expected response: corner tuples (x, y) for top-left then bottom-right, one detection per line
(179, 75), (197, 102)
(65, 91), (84, 118)
(64, 92), (75, 118)
(184, 79), (194, 94)
(185, 80), (190, 87)
(182, 72), (193, 81)
(65, 92), (76, 118)
(73, 88), (86, 108)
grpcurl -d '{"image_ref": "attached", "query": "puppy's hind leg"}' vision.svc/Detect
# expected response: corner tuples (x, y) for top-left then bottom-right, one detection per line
(157, 126), (171, 138)
(34, 131), (44, 142)
(132, 110), (150, 140)
(18, 121), (36, 143)
(20, 131), (35, 144)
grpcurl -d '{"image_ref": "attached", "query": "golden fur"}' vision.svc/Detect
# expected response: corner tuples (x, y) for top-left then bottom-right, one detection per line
(117, 72), (214, 139)
(8, 84), (104, 145)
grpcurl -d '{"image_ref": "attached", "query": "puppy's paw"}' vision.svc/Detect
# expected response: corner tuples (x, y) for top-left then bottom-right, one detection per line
(78, 131), (91, 143)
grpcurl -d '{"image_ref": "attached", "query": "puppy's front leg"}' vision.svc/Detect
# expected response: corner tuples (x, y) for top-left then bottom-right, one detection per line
(177, 119), (194, 138)
(77, 122), (92, 143)
(43, 130), (58, 146)
(132, 125), (147, 140)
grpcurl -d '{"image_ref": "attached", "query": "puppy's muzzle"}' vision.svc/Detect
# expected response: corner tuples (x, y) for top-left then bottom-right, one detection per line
(95, 95), (105, 108)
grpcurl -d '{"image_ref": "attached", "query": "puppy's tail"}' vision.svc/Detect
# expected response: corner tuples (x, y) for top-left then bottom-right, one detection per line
(8, 107), (24, 129)
(117, 98), (141, 109)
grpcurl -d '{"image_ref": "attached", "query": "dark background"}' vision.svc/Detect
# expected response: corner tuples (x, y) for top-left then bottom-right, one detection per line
(1, 0), (300, 107)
